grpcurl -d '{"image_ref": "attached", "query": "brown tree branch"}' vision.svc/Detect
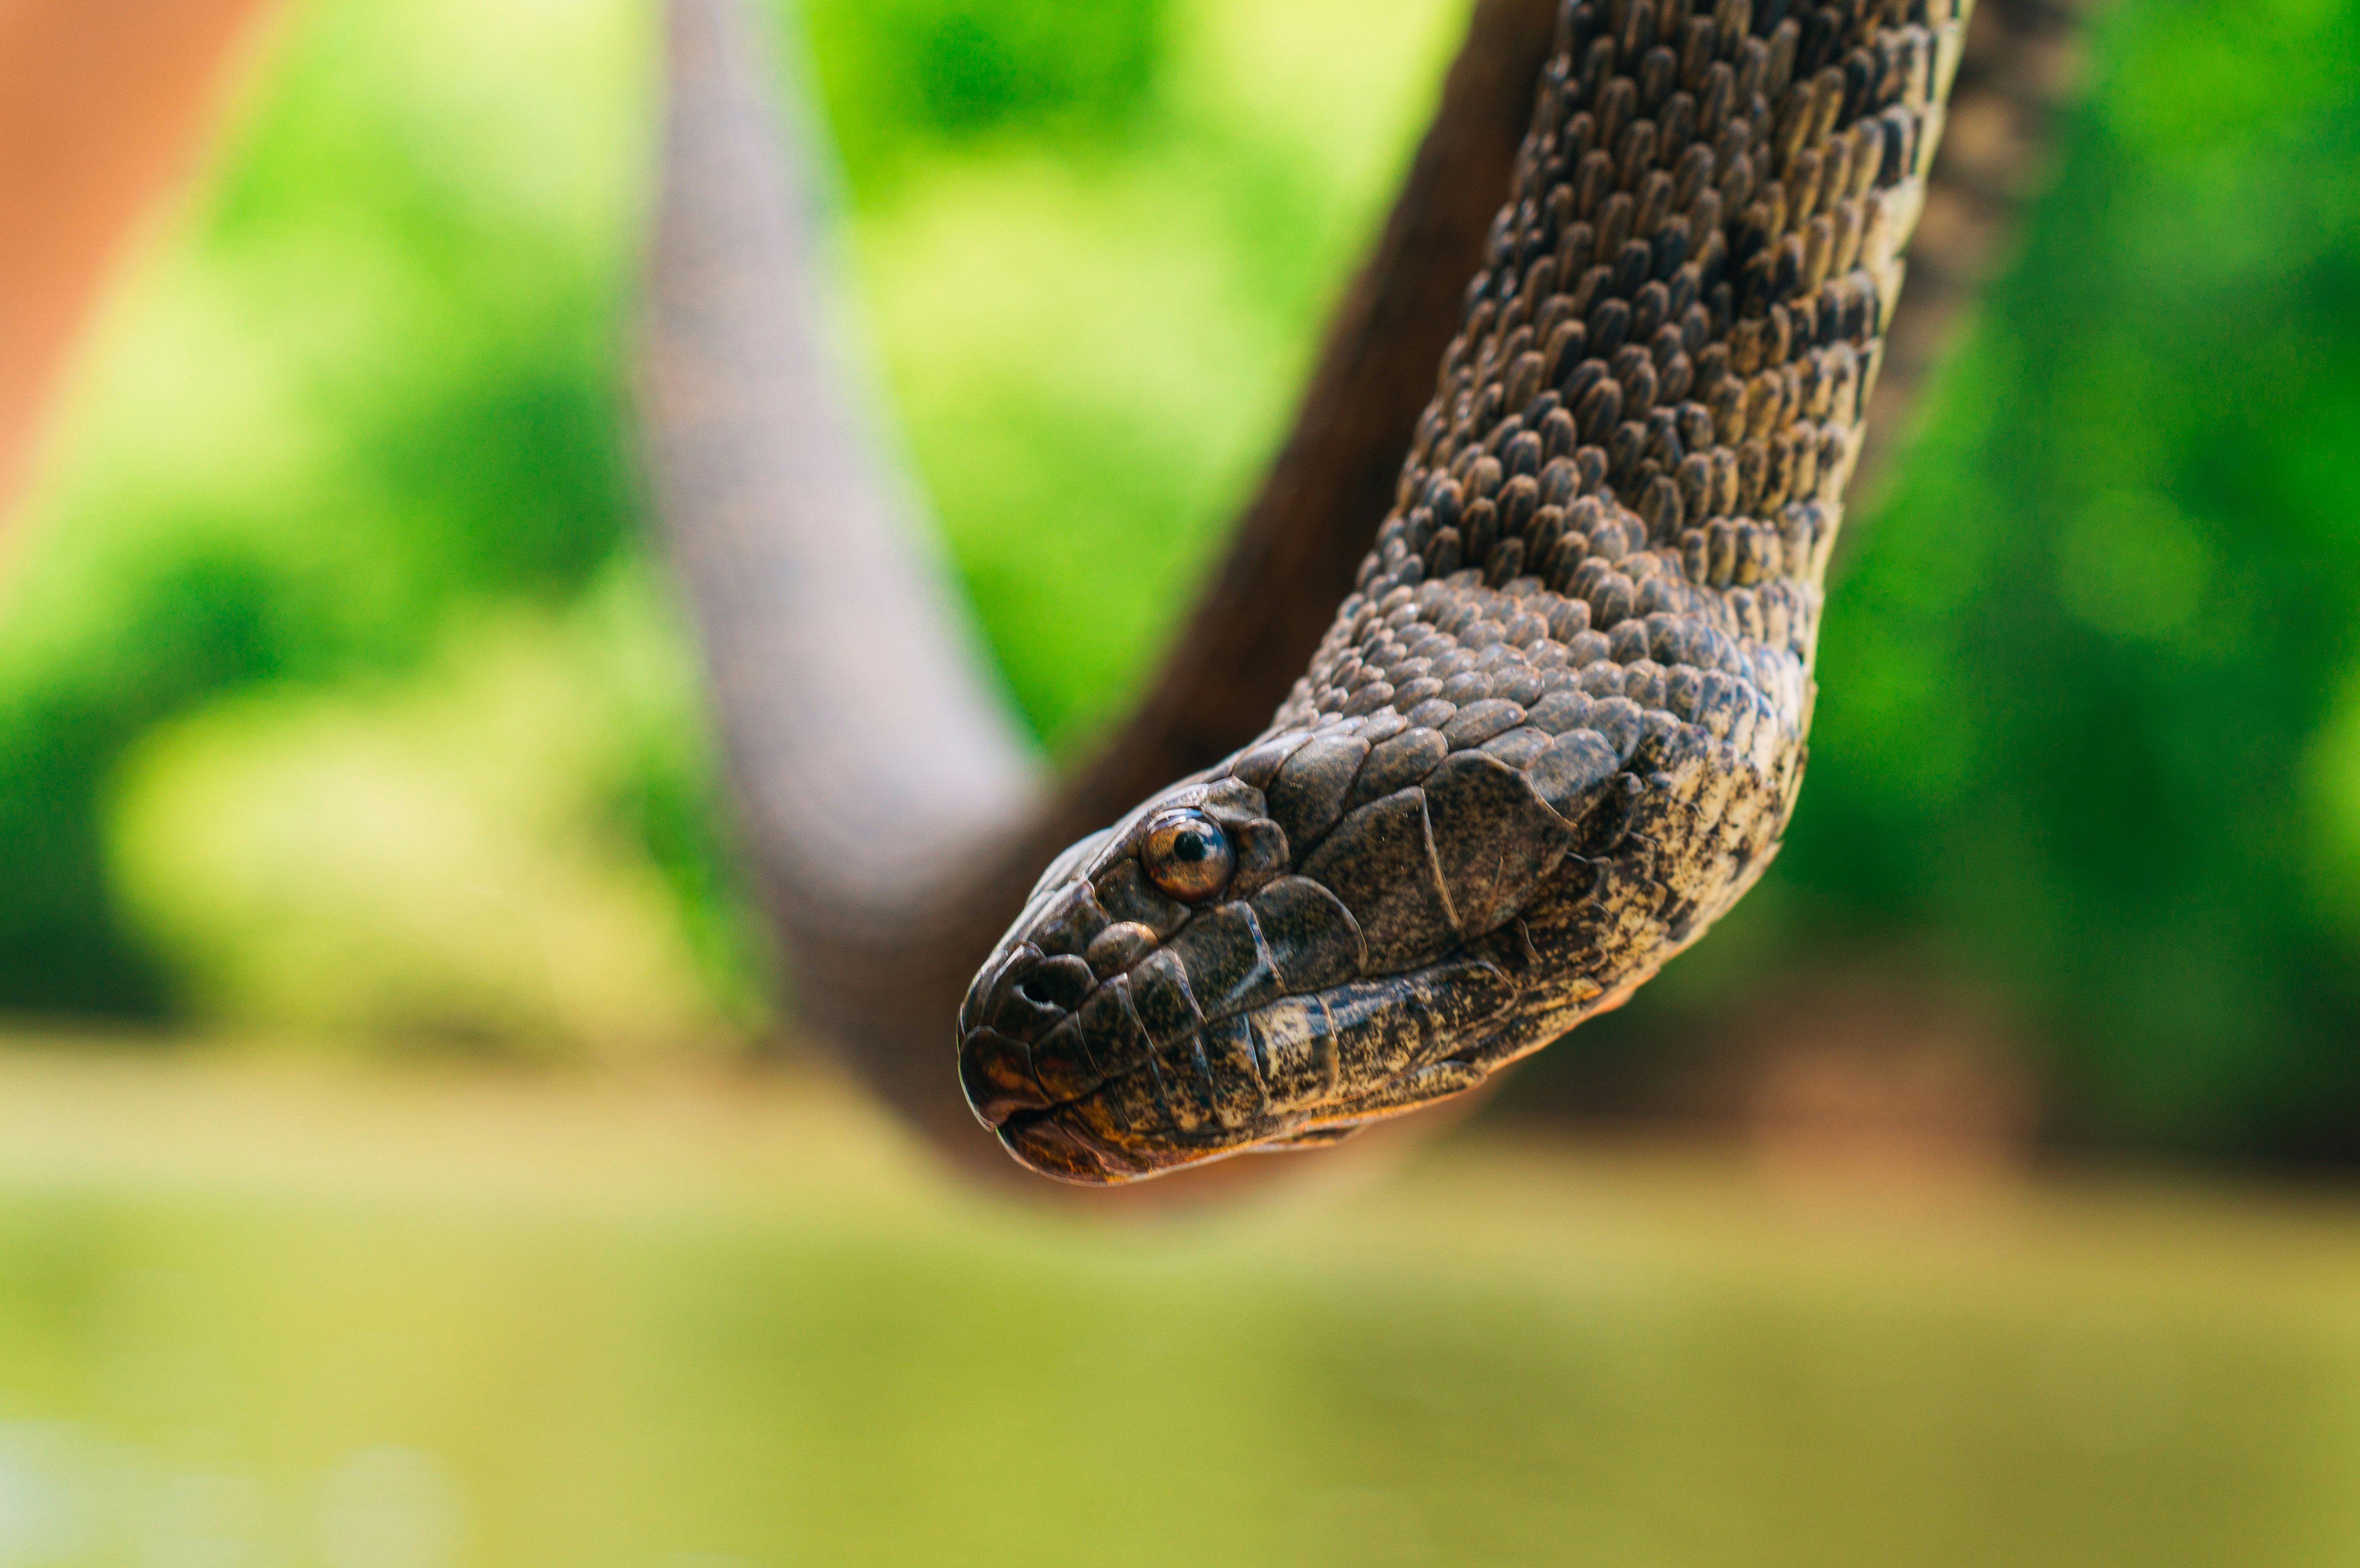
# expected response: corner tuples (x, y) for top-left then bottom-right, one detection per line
(640, 0), (1043, 940)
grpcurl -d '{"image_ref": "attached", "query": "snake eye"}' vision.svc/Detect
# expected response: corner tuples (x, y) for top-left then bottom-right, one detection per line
(1141, 810), (1234, 904)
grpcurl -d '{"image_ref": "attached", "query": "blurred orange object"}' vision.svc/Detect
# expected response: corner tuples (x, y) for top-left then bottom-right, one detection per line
(0, 0), (285, 521)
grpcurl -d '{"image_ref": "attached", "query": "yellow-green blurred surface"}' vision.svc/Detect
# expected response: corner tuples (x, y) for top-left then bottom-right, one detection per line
(0, 1041), (2353, 1567)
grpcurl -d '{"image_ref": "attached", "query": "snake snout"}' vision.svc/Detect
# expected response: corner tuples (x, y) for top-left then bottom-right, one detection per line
(958, 943), (1081, 1124)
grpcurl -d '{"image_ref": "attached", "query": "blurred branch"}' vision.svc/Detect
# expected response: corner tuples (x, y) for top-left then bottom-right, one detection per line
(641, 0), (1045, 930)
(641, 0), (1051, 1156)
(0, 0), (287, 523)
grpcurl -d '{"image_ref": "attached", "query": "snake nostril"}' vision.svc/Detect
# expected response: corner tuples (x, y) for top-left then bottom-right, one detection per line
(1015, 954), (1096, 1012)
(990, 989), (1062, 1041)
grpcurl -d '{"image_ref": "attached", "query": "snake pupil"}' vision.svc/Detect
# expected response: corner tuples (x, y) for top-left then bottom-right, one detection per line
(1141, 810), (1235, 903)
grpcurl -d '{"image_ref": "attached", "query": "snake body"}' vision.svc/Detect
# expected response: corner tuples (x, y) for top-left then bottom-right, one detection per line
(959, 0), (1961, 1183)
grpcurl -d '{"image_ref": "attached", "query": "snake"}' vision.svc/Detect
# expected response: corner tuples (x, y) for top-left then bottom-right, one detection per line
(956, 0), (1962, 1184)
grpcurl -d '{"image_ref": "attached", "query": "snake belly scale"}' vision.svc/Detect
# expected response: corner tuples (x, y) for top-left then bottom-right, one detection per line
(959, 0), (1962, 1184)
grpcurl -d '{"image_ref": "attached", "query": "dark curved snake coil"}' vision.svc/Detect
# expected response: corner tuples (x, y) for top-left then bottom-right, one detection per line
(962, 0), (1966, 1183)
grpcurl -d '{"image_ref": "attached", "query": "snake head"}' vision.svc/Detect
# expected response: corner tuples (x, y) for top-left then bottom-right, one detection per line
(958, 696), (1642, 1184)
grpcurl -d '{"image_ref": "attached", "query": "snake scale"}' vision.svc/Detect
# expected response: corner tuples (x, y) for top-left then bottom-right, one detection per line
(959, 0), (1963, 1183)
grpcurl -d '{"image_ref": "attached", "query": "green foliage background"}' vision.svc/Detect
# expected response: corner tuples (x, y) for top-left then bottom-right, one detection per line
(1, 0), (2356, 1156)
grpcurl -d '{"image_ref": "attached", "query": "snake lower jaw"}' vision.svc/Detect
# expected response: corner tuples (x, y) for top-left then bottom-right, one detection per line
(984, 1055), (1504, 1188)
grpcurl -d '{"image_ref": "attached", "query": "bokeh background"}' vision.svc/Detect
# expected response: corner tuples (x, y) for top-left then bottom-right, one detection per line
(1, 0), (2357, 1562)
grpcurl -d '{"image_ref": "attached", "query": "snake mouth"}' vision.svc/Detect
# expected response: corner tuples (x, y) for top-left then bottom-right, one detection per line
(993, 1106), (1161, 1185)
(959, 947), (1519, 1184)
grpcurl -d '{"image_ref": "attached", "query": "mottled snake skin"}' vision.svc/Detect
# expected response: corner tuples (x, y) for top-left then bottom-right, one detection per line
(960, 0), (1963, 1183)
